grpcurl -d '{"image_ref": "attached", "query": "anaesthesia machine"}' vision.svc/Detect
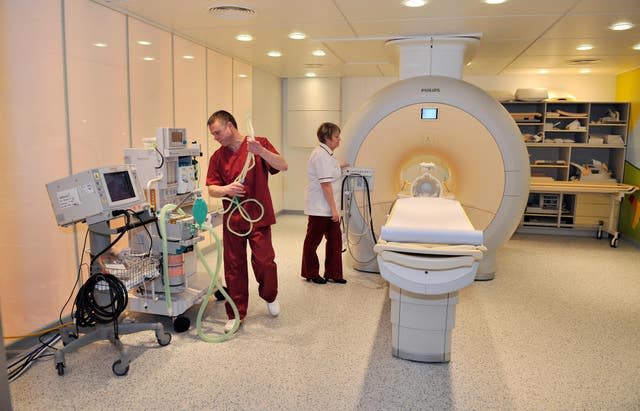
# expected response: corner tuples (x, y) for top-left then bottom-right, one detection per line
(46, 128), (240, 376)
(122, 127), (239, 336)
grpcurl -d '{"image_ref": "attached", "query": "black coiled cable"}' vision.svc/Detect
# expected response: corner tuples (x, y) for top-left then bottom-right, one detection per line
(74, 273), (128, 337)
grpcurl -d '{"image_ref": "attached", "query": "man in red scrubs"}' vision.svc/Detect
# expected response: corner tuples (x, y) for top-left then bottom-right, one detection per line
(206, 110), (288, 332)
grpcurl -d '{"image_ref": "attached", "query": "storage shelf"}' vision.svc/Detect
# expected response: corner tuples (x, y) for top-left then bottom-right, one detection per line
(546, 116), (588, 119)
(522, 222), (558, 227)
(527, 143), (624, 148)
(504, 101), (630, 239)
(544, 129), (587, 133)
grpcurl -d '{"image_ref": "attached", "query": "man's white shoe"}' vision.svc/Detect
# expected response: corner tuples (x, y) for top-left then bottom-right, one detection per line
(224, 319), (240, 333)
(267, 300), (280, 317)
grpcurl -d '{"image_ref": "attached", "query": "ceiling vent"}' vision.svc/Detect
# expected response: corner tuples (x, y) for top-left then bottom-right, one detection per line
(567, 58), (602, 65)
(208, 4), (256, 19)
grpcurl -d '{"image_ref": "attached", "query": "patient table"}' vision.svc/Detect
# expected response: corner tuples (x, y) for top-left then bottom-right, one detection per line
(374, 197), (485, 362)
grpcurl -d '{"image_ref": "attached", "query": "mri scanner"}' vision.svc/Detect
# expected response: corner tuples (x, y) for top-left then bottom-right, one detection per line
(339, 36), (530, 362)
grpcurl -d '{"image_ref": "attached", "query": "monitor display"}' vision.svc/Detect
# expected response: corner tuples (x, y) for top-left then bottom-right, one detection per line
(171, 130), (184, 143)
(421, 108), (438, 120)
(103, 170), (136, 202)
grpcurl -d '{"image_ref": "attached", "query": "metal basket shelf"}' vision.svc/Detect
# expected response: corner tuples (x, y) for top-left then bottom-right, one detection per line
(99, 252), (161, 291)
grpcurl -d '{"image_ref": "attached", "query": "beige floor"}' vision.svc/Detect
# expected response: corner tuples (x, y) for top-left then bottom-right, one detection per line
(8, 213), (640, 410)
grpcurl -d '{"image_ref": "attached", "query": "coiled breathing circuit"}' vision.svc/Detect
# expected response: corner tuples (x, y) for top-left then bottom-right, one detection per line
(218, 114), (265, 237)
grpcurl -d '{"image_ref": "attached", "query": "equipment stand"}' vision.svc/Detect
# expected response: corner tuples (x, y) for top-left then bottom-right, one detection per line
(54, 218), (171, 376)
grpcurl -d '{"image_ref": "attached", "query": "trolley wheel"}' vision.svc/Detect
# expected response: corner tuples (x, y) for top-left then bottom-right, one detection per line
(173, 315), (190, 333)
(214, 286), (228, 301)
(56, 362), (65, 376)
(112, 359), (129, 376)
(610, 237), (619, 248)
(158, 332), (172, 346)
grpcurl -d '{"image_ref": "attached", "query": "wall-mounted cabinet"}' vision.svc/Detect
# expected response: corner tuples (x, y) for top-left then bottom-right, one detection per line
(502, 101), (631, 243)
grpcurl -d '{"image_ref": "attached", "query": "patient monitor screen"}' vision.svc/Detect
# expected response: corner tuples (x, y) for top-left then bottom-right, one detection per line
(104, 170), (136, 202)
(171, 130), (184, 143)
(420, 108), (438, 120)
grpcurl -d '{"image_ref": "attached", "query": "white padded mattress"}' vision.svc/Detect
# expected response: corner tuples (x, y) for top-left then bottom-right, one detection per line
(380, 197), (483, 245)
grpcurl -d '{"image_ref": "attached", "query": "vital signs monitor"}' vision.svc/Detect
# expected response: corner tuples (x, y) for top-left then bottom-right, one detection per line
(46, 164), (147, 226)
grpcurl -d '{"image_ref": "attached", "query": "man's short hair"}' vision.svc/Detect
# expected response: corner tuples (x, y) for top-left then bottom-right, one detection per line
(207, 110), (238, 129)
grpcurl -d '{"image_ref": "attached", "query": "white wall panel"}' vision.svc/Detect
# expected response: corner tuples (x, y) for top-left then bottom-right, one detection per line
(207, 49), (233, 118)
(205, 50), (233, 207)
(283, 77), (341, 211)
(232, 59), (253, 137)
(286, 78), (341, 111)
(0, 0), (75, 336)
(174, 36), (207, 145)
(129, 18), (173, 143)
(66, 0), (128, 171)
(253, 69), (284, 213)
(173, 36), (207, 200)
(287, 110), (341, 148)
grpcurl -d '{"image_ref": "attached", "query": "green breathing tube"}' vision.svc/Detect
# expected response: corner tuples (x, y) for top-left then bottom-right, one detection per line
(160, 194), (240, 340)
(192, 194), (240, 340)
(194, 227), (240, 340)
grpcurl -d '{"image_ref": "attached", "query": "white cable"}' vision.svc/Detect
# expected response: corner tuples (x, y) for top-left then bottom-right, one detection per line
(8, 334), (61, 382)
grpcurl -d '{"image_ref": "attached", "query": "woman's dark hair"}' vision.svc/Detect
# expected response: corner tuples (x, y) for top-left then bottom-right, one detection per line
(317, 122), (340, 143)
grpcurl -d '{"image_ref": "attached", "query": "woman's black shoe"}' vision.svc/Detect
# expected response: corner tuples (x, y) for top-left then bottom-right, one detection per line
(306, 277), (327, 284)
(327, 278), (347, 284)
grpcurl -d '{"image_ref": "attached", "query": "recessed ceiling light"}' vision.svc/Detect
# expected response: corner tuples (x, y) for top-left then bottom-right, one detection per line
(182, 55), (195, 60)
(609, 22), (634, 31)
(402, 0), (427, 7)
(237, 74), (248, 78)
(579, 68), (591, 74)
(137, 40), (152, 46)
(288, 32), (306, 40)
(576, 44), (593, 51)
(312, 50), (326, 57)
(143, 57), (155, 61)
(305, 72), (316, 77)
(538, 69), (550, 74)
(633, 43), (640, 50)
(235, 34), (253, 42)
(267, 51), (282, 57)
(484, 0), (507, 4)
(92, 43), (108, 48)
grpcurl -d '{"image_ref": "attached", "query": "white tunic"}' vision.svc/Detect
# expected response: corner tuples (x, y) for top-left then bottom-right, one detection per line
(304, 143), (341, 216)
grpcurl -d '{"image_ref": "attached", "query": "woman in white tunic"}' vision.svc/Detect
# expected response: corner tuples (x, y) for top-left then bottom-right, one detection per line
(301, 122), (347, 284)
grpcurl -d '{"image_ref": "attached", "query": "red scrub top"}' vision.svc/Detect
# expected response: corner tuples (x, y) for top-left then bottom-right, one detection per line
(206, 136), (280, 232)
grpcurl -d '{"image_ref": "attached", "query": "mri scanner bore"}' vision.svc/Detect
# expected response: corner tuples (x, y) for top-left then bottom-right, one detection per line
(340, 75), (530, 279)
(339, 75), (529, 362)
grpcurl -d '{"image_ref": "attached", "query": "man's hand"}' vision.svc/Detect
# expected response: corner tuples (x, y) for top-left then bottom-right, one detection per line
(247, 139), (264, 156)
(226, 181), (246, 197)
